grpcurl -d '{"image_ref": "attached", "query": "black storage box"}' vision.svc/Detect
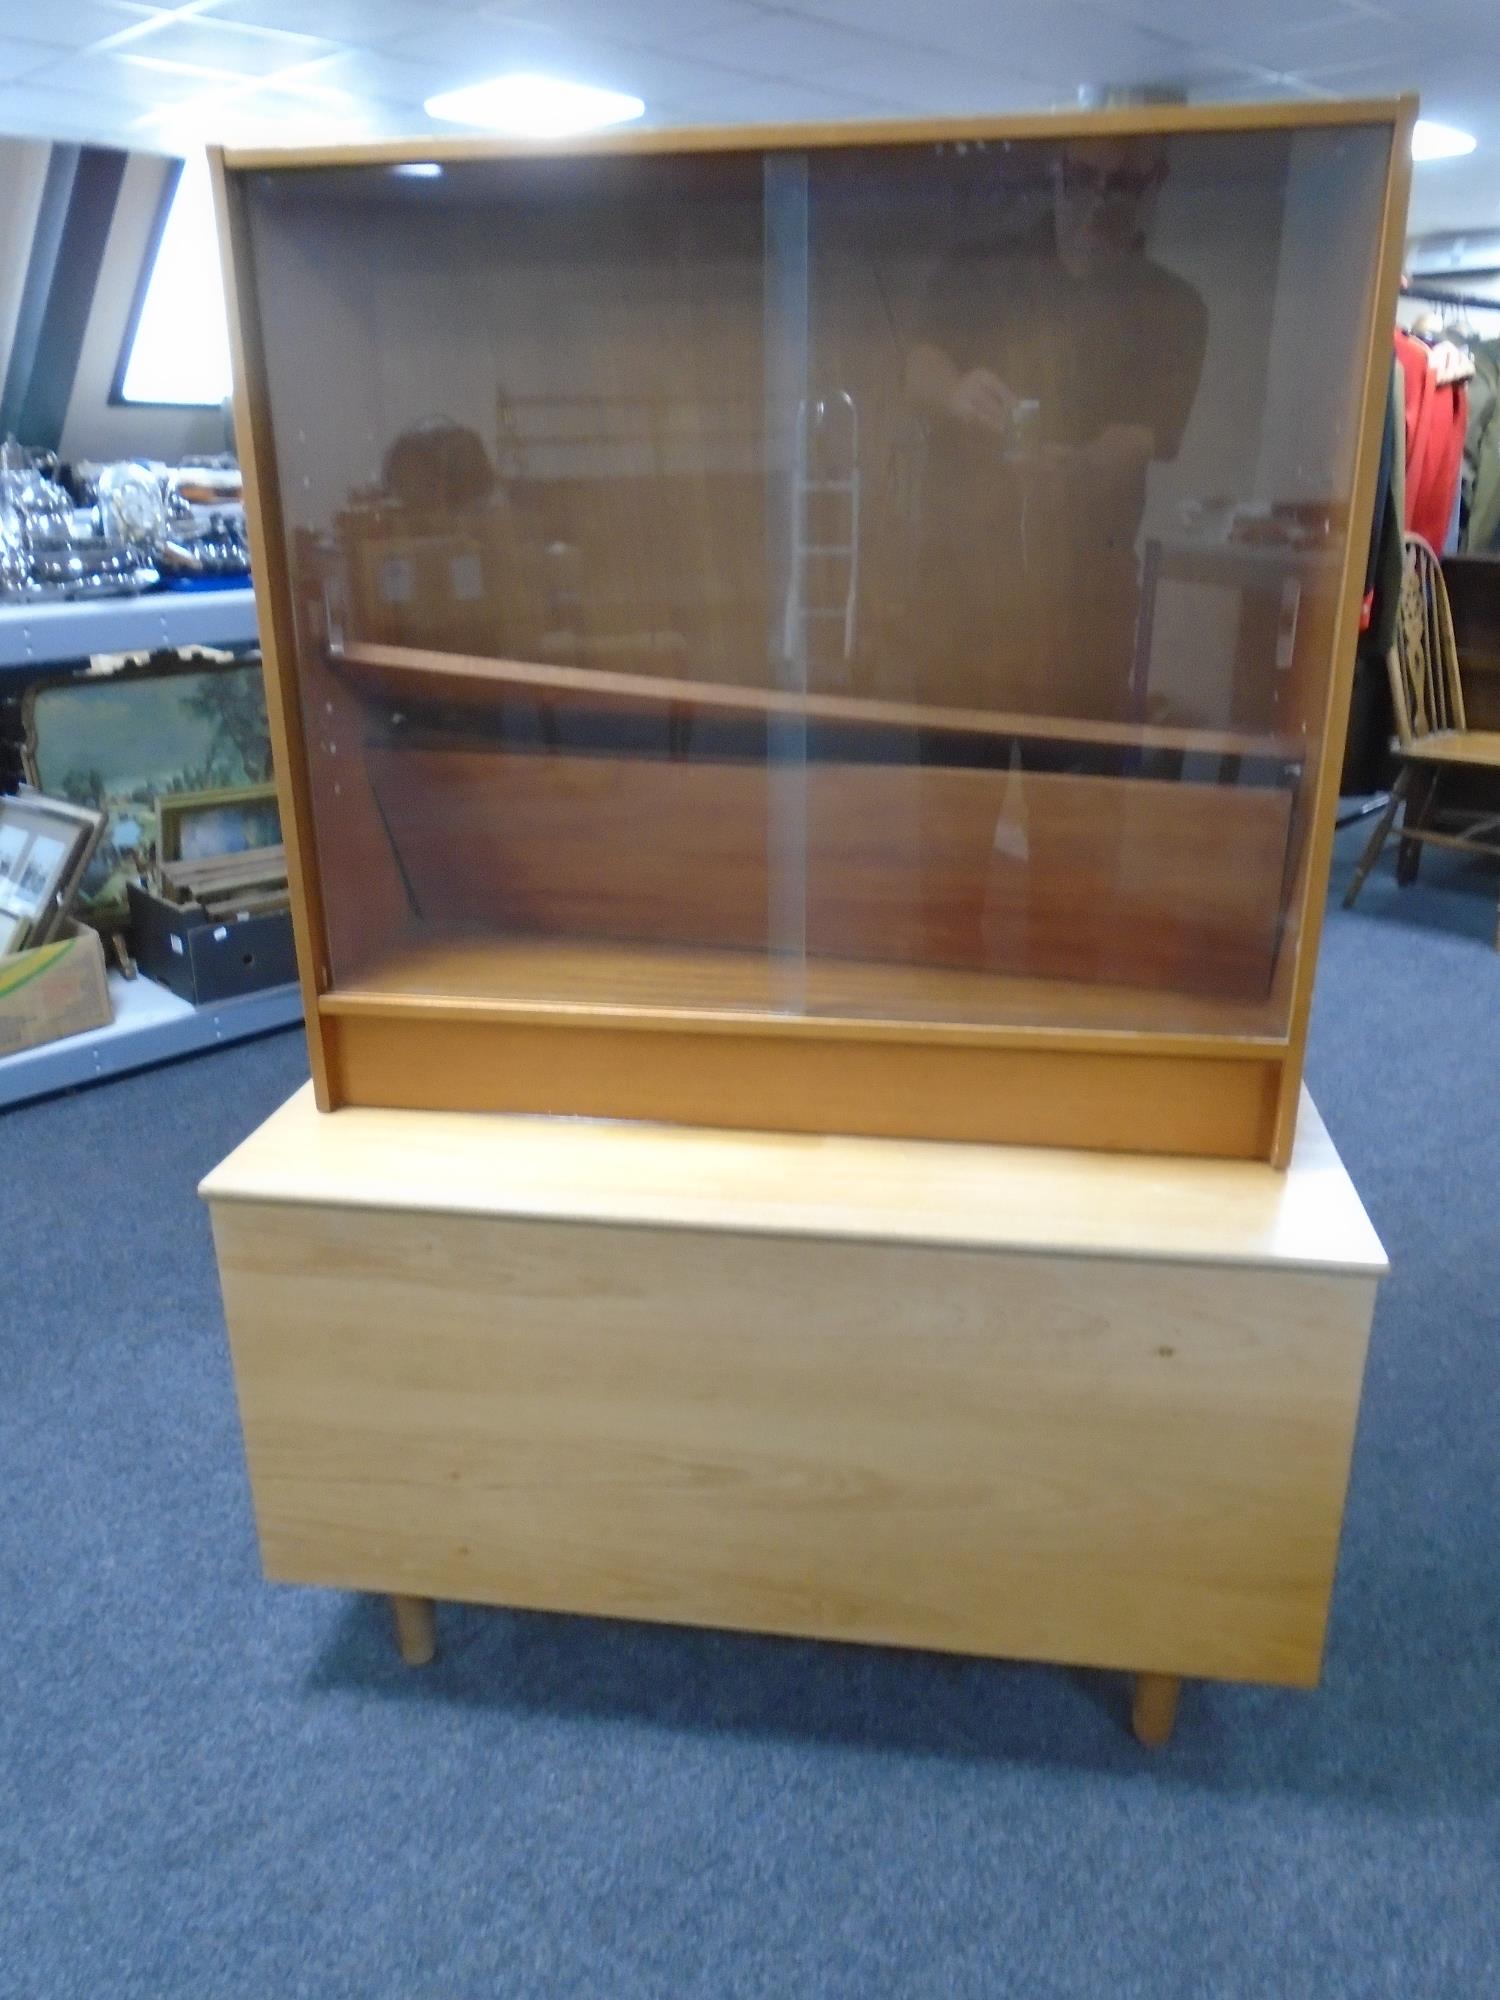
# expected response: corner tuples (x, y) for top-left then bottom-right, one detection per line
(128, 881), (297, 1005)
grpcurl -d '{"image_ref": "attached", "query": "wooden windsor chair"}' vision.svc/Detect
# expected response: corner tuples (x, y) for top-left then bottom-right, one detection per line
(1343, 532), (1500, 947)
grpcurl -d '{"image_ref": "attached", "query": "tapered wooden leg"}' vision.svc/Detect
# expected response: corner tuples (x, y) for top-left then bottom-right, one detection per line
(389, 1593), (436, 1666)
(1132, 1672), (1181, 1747)
(1396, 768), (1436, 886)
(1343, 770), (1407, 908)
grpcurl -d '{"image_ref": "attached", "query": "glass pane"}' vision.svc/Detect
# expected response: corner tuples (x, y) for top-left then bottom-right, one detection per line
(786, 124), (1389, 1033)
(245, 149), (802, 1011)
(240, 120), (1390, 1037)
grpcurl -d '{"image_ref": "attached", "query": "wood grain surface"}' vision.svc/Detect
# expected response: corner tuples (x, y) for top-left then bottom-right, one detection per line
(318, 1009), (1284, 1156)
(210, 1190), (1378, 1684)
(326, 931), (1287, 1038)
(334, 639), (1292, 761)
(1265, 91), (1415, 1164)
(367, 747), (1293, 1001)
(201, 1082), (1387, 1277)
(220, 96), (1411, 171)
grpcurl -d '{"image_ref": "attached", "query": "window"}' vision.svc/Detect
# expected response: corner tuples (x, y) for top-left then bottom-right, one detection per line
(116, 153), (232, 407)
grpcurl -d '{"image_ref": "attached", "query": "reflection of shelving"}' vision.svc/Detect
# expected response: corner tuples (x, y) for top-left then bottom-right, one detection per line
(494, 391), (764, 480)
(1130, 537), (1342, 724)
(333, 638), (1294, 763)
(324, 933), (1286, 1042)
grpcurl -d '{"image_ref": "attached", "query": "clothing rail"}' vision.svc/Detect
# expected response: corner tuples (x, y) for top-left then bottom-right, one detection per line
(1404, 277), (1500, 314)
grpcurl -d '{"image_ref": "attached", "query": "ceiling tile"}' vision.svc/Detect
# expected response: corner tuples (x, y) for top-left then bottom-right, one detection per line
(0, 0), (1490, 236)
(379, 13), (595, 66)
(647, 75), (890, 123)
(1183, 69), (1321, 101)
(576, 48), (777, 103)
(195, 0), (455, 45)
(1207, 18), (1424, 72)
(287, 46), (463, 109)
(0, 78), (143, 141)
(824, 73), (1059, 118)
(373, 8), (710, 104)
(950, 2), (1205, 92)
(661, 62), (1052, 123)
(37, 50), (257, 106)
(380, 24), (792, 109)
(486, 0), (765, 48)
(651, 9), (1058, 106)
(1346, 0), (1500, 42)
(796, 41), (1058, 114)
(0, 35), (55, 82)
(128, 90), (408, 150)
(762, 0), (888, 29)
(108, 15), (338, 76)
(1095, 0), (1374, 41)
(1290, 47), (1490, 102)
(702, 1), (1205, 97)
(0, 1), (169, 53)
(673, 12), (915, 75)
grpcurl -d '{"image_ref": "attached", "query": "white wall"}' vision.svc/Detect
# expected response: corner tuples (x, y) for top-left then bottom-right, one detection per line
(0, 137), (50, 385)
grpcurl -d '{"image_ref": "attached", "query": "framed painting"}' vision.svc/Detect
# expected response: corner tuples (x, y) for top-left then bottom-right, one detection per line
(21, 654), (273, 926)
(0, 788), (105, 954)
(158, 783), (282, 867)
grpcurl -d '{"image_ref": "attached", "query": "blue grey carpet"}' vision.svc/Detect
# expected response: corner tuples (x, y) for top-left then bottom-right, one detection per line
(2, 824), (1498, 1998)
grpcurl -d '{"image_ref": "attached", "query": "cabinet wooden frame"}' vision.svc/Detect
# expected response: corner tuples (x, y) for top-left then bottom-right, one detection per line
(210, 97), (1415, 1163)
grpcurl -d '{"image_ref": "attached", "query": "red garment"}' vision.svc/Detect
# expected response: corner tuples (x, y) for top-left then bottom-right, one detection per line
(1395, 328), (1467, 548)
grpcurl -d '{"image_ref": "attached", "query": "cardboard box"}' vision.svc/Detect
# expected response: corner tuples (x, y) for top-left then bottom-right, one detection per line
(128, 881), (296, 1005)
(0, 920), (111, 1059)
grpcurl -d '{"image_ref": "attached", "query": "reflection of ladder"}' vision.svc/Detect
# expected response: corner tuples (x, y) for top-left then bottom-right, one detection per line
(783, 391), (859, 684)
(494, 387), (533, 482)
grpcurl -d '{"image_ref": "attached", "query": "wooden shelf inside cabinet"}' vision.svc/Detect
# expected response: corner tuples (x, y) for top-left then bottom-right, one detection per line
(329, 639), (1298, 765)
(311, 933), (1294, 1159)
(322, 932), (1290, 1046)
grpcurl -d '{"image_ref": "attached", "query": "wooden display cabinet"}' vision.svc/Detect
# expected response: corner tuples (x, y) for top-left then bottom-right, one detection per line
(211, 98), (1413, 1160)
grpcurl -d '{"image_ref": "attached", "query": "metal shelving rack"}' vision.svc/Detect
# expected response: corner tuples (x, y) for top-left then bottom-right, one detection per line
(0, 584), (259, 675)
(0, 974), (301, 1111)
(0, 585), (302, 1112)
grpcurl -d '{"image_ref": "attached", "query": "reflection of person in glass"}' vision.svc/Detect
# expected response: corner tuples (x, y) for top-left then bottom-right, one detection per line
(905, 138), (1207, 720)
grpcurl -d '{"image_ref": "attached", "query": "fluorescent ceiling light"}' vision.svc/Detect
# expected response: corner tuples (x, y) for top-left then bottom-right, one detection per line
(1412, 120), (1477, 162)
(424, 72), (645, 138)
(393, 161), (443, 178)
